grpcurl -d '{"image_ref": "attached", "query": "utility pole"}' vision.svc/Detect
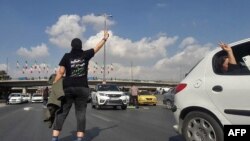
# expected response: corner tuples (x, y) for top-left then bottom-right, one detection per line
(6, 58), (8, 74)
(99, 13), (112, 84)
(131, 61), (133, 82)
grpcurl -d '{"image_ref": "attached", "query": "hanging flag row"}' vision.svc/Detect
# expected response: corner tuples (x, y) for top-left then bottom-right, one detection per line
(16, 60), (53, 74)
(16, 60), (114, 75)
(89, 62), (114, 74)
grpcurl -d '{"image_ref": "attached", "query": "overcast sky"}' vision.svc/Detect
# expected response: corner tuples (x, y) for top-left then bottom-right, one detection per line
(0, 0), (250, 81)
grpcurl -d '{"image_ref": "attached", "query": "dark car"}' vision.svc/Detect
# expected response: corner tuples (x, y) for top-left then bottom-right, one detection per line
(162, 87), (175, 109)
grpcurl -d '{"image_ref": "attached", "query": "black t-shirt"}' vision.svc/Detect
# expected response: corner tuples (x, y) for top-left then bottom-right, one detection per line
(59, 49), (94, 88)
(226, 63), (250, 75)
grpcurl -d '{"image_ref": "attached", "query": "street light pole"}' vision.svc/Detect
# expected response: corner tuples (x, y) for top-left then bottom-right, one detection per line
(100, 13), (112, 84)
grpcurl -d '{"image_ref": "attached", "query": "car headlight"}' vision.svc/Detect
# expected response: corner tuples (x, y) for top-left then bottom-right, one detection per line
(99, 93), (106, 96)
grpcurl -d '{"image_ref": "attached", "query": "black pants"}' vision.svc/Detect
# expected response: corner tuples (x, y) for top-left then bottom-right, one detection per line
(131, 96), (139, 108)
(53, 87), (90, 132)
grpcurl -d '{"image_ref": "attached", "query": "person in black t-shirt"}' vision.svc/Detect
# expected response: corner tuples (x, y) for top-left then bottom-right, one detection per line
(51, 30), (109, 141)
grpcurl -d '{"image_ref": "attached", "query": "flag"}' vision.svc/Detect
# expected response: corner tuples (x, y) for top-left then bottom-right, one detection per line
(16, 61), (20, 69)
(25, 60), (28, 69)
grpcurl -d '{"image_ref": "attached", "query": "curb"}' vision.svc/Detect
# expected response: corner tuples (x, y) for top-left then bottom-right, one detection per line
(0, 103), (6, 108)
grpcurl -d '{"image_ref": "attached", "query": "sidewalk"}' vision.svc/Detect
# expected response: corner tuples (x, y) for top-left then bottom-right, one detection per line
(0, 99), (6, 108)
(0, 103), (6, 108)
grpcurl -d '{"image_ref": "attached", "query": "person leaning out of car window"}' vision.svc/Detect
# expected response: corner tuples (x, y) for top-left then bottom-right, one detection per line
(217, 41), (250, 74)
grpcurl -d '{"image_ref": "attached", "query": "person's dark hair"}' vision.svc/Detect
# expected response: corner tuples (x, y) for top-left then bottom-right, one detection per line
(216, 55), (227, 73)
(71, 38), (82, 50)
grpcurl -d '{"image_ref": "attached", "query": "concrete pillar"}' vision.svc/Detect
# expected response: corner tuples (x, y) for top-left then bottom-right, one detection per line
(22, 87), (27, 94)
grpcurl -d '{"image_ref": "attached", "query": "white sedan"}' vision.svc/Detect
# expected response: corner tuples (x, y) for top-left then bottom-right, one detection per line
(31, 94), (43, 103)
(8, 93), (24, 104)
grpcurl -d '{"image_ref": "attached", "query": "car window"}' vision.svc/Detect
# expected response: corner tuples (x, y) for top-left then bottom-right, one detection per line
(213, 42), (250, 75)
(10, 94), (21, 97)
(33, 95), (42, 97)
(97, 85), (120, 91)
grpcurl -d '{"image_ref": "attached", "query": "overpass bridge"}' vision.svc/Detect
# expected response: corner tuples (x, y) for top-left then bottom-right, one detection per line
(0, 79), (178, 93)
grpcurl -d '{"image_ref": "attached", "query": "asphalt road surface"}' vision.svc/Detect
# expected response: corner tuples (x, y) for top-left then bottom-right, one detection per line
(0, 102), (184, 141)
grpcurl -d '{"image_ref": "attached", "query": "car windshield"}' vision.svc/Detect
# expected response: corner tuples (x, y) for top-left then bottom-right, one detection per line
(139, 91), (151, 95)
(97, 85), (120, 91)
(33, 95), (42, 97)
(10, 94), (21, 97)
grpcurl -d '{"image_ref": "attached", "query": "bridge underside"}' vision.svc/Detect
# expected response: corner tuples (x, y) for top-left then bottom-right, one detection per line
(0, 80), (177, 88)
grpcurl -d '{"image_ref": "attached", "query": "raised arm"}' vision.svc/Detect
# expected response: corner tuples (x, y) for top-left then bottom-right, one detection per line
(53, 66), (65, 84)
(218, 41), (237, 65)
(94, 30), (109, 54)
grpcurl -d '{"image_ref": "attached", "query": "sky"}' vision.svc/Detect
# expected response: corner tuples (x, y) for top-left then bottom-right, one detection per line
(0, 0), (250, 82)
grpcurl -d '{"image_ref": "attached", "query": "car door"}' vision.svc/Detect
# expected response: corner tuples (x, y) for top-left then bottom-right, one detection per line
(205, 43), (250, 124)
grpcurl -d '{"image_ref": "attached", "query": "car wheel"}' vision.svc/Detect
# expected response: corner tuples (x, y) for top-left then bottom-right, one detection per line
(91, 101), (95, 108)
(121, 105), (127, 110)
(95, 98), (101, 110)
(182, 111), (223, 141)
(96, 103), (101, 110)
(165, 100), (173, 109)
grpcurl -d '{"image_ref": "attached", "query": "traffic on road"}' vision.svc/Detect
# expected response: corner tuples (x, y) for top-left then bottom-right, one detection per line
(0, 97), (184, 141)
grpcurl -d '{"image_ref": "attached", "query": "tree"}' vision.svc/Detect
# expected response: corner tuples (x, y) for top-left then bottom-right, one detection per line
(0, 70), (11, 80)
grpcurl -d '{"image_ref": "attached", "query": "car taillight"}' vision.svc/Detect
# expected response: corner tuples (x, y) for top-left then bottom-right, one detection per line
(175, 83), (187, 94)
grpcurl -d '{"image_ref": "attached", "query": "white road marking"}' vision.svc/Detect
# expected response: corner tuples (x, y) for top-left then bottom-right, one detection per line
(23, 107), (33, 111)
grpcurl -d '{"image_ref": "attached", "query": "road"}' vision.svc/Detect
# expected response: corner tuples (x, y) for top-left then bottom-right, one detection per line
(0, 100), (184, 141)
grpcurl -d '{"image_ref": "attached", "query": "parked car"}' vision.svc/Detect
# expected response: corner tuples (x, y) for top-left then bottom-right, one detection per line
(8, 93), (24, 104)
(156, 87), (171, 94)
(22, 94), (31, 103)
(172, 38), (250, 141)
(138, 90), (157, 106)
(91, 84), (128, 110)
(162, 87), (175, 109)
(31, 94), (43, 103)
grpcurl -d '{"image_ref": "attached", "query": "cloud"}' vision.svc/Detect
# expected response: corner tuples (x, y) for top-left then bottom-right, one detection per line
(154, 38), (213, 80)
(43, 14), (215, 81)
(82, 13), (115, 31)
(179, 37), (197, 48)
(156, 3), (166, 8)
(0, 64), (7, 71)
(86, 37), (213, 81)
(46, 14), (86, 48)
(46, 14), (115, 48)
(17, 43), (49, 58)
(84, 31), (178, 66)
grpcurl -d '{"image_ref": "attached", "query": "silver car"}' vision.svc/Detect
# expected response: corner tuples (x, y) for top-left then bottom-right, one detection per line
(162, 87), (175, 109)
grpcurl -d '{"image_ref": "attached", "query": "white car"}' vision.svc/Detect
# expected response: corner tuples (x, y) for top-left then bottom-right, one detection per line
(8, 93), (24, 104)
(172, 38), (250, 141)
(91, 84), (128, 110)
(22, 94), (31, 102)
(31, 94), (43, 103)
